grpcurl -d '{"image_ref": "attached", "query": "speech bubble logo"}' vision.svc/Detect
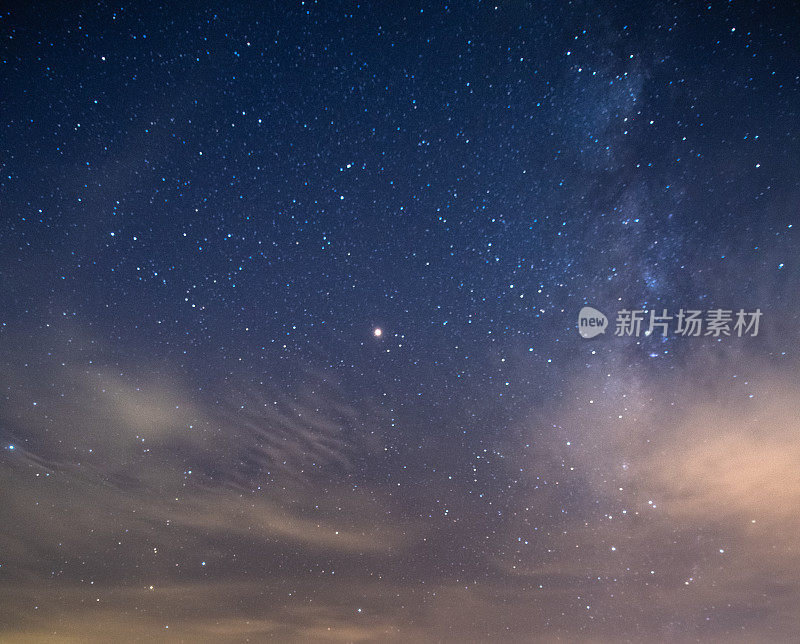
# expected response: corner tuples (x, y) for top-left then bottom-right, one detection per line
(577, 306), (608, 338)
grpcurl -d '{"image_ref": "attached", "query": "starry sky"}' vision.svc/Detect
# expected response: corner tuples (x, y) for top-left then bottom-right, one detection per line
(1, 1), (800, 641)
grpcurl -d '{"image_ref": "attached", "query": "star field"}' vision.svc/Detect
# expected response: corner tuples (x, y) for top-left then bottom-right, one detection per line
(1, 1), (799, 641)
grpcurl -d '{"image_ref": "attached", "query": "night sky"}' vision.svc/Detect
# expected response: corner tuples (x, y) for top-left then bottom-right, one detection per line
(2, 1), (800, 641)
